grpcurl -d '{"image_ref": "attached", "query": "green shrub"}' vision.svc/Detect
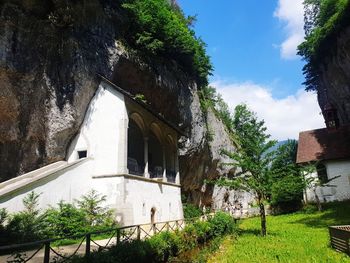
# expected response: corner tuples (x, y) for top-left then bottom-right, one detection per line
(208, 212), (236, 238)
(76, 190), (115, 229)
(301, 204), (318, 214)
(0, 208), (7, 227)
(4, 192), (46, 244)
(148, 231), (180, 262)
(109, 240), (153, 263)
(1, 190), (117, 246)
(66, 240), (154, 263)
(60, 212), (236, 263)
(179, 224), (198, 250)
(183, 203), (202, 219)
(193, 220), (211, 244)
(5, 212), (46, 244)
(44, 201), (88, 238)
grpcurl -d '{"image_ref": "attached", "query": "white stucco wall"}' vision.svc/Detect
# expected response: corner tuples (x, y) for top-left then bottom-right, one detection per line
(123, 177), (182, 225)
(0, 159), (121, 214)
(0, 160), (183, 226)
(305, 160), (350, 203)
(67, 81), (128, 175)
(0, 81), (184, 225)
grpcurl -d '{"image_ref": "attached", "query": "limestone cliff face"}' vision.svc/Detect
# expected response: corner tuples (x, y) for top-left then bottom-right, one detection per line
(0, 1), (119, 181)
(316, 27), (350, 124)
(179, 106), (238, 206)
(0, 2), (237, 206)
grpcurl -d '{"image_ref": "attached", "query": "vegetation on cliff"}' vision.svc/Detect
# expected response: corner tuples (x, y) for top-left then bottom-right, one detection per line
(121, 0), (213, 87)
(0, 0), (212, 87)
(298, 0), (350, 91)
(198, 86), (234, 135)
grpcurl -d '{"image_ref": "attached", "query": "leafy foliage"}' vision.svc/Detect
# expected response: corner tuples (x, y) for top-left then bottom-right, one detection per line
(218, 104), (276, 196)
(269, 140), (305, 213)
(198, 86), (236, 138)
(298, 0), (350, 91)
(5, 192), (46, 243)
(207, 212), (237, 238)
(121, 0), (212, 86)
(183, 203), (202, 219)
(62, 212), (237, 263)
(148, 231), (180, 262)
(76, 189), (114, 228)
(44, 201), (88, 238)
(0, 208), (8, 226)
(216, 104), (276, 236)
(0, 190), (116, 246)
(302, 162), (341, 211)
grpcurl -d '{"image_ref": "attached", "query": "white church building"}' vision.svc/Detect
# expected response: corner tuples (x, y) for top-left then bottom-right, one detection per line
(0, 77), (184, 226)
(297, 103), (350, 203)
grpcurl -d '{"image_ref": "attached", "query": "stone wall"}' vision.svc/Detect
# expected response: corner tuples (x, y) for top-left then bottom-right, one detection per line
(316, 27), (350, 124)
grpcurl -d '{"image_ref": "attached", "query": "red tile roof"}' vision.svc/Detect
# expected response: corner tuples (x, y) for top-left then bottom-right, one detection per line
(296, 125), (350, 164)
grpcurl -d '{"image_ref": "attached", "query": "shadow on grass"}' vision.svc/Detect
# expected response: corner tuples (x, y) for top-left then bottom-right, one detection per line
(238, 228), (261, 236)
(238, 227), (278, 237)
(292, 200), (350, 229)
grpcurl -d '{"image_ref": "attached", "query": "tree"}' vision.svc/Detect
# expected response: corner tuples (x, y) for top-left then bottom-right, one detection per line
(269, 140), (305, 212)
(217, 104), (276, 236)
(76, 189), (114, 227)
(6, 191), (46, 242)
(302, 163), (340, 211)
(303, 0), (321, 37)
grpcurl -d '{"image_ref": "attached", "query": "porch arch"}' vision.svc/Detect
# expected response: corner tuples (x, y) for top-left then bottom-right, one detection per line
(127, 118), (144, 175)
(148, 129), (164, 178)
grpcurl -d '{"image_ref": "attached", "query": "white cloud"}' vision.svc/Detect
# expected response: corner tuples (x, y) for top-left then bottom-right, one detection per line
(212, 80), (325, 141)
(274, 0), (305, 59)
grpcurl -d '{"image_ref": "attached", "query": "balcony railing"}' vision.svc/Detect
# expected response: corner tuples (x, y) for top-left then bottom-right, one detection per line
(166, 171), (176, 183)
(127, 158), (144, 176)
(127, 158), (177, 184)
(150, 166), (163, 179)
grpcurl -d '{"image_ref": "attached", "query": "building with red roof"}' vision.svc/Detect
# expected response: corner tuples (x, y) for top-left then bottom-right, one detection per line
(296, 104), (350, 202)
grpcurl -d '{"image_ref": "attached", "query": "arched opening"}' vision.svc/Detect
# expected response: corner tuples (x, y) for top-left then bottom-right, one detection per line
(127, 118), (144, 175)
(150, 207), (156, 224)
(165, 135), (176, 183)
(148, 131), (163, 178)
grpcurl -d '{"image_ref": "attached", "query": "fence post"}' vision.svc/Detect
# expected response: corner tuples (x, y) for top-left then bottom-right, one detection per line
(153, 223), (156, 235)
(137, 226), (141, 240)
(175, 220), (179, 230)
(43, 242), (50, 263)
(85, 233), (91, 259)
(117, 229), (121, 244)
(166, 222), (170, 232)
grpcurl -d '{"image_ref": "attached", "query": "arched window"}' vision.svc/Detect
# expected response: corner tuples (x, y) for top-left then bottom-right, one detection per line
(148, 131), (163, 178)
(127, 118), (144, 175)
(165, 135), (176, 182)
(316, 163), (328, 184)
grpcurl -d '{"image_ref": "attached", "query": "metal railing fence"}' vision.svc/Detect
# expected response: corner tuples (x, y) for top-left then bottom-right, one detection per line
(0, 214), (214, 263)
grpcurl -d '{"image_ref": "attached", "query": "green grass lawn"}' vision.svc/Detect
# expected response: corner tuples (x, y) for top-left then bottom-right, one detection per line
(209, 201), (350, 263)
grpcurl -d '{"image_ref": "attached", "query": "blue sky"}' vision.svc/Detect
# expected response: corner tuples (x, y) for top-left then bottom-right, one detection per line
(178, 0), (324, 140)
